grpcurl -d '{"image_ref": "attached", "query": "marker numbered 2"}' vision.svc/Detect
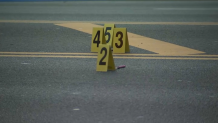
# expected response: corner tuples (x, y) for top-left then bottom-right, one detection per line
(96, 44), (115, 72)
(99, 47), (107, 65)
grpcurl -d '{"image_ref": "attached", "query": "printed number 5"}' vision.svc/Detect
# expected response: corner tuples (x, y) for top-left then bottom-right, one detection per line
(99, 47), (107, 65)
(105, 27), (111, 43)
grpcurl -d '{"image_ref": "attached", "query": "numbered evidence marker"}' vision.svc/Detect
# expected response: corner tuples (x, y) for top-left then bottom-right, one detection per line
(104, 24), (115, 47)
(113, 28), (130, 53)
(91, 27), (106, 52)
(96, 44), (115, 72)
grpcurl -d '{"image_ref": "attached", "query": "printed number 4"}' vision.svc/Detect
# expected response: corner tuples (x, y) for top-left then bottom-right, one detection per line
(93, 30), (100, 47)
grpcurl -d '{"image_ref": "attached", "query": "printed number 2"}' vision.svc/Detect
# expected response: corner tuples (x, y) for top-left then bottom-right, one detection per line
(115, 31), (123, 48)
(93, 31), (100, 47)
(99, 47), (107, 65)
(105, 27), (111, 43)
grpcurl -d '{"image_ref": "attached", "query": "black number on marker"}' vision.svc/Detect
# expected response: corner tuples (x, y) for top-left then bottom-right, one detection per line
(93, 30), (100, 47)
(105, 27), (111, 43)
(115, 31), (123, 48)
(99, 47), (107, 65)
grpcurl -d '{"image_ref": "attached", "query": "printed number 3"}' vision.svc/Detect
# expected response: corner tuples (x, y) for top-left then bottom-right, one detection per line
(115, 31), (123, 48)
(99, 47), (107, 65)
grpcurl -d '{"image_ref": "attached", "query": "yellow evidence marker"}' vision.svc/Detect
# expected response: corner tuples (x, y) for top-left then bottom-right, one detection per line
(104, 24), (115, 47)
(113, 28), (130, 53)
(96, 44), (116, 72)
(91, 27), (106, 52)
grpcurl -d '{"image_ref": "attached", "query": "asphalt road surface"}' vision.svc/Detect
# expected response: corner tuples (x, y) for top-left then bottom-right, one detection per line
(0, 1), (218, 123)
(0, 1), (218, 22)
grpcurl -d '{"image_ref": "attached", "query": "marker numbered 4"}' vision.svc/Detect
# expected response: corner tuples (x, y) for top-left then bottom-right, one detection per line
(91, 27), (106, 52)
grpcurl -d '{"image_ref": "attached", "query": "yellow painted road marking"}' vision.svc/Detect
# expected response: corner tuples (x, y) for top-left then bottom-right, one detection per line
(127, 33), (205, 55)
(1, 54), (218, 60)
(0, 20), (210, 55)
(0, 52), (96, 55)
(55, 23), (204, 55)
(0, 55), (96, 58)
(1, 20), (218, 25)
(56, 23), (102, 34)
(1, 52), (218, 57)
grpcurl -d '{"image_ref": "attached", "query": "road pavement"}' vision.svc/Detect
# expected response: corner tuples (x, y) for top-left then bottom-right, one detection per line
(0, 1), (218, 123)
(0, 1), (218, 22)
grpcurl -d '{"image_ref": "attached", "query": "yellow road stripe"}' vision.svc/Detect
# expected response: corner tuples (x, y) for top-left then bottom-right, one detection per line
(114, 57), (218, 60)
(56, 23), (102, 34)
(55, 23), (204, 55)
(1, 52), (218, 57)
(0, 52), (96, 55)
(0, 55), (96, 58)
(1, 20), (218, 25)
(127, 33), (204, 55)
(1, 54), (218, 60)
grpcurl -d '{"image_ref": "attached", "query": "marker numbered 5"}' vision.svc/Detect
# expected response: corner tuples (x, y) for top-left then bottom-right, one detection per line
(104, 24), (115, 47)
